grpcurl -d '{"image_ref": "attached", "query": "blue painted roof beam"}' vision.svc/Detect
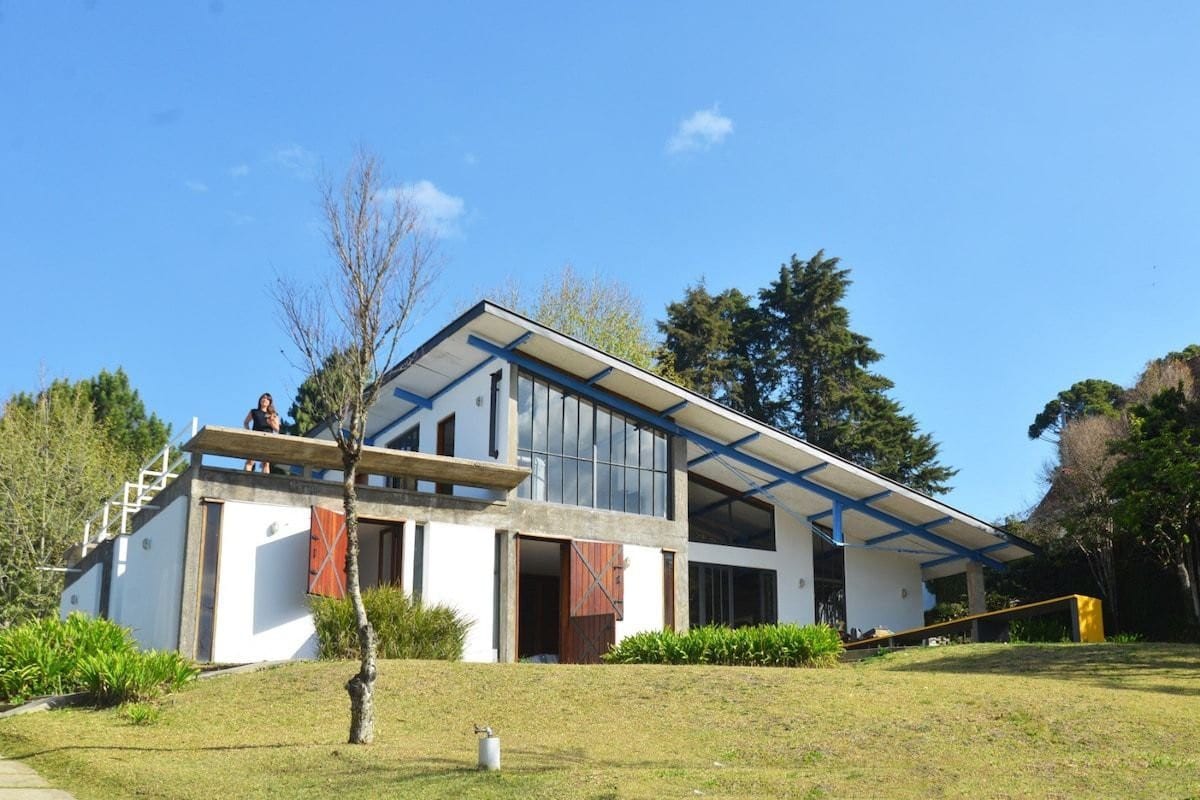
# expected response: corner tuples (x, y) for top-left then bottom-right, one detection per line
(369, 355), (497, 445)
(659, 400), (689, 418)
(687, 432), (760, 468)
(865, 516), (952, 546)
(921, 542), (1011, 569)
(504, 332), (533, 350)
(811, 490), (891, 522)
(392, 387), (433, 409)
(586, 366), (613, 385)
(465, 333), (1007, 571)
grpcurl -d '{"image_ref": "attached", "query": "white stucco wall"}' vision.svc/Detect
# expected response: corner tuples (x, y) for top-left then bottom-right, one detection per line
(421, 521), (497, 662)
(688, 508), (816, 626)
(614, 544), (664, 641)
(106, 495), (188, 651)
(844, 546), (925, 634)
(210, 501), (318, 663)
(60, 561), (104, 619)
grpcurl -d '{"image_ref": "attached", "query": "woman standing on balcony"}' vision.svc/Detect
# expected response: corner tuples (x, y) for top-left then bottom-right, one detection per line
(243, 392), (279, 472)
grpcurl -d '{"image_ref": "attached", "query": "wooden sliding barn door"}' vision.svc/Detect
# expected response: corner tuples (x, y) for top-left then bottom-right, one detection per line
(562, 540), (624, 664)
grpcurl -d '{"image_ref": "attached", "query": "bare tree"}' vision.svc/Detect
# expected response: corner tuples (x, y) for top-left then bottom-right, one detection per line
(275, 148), (437, 744)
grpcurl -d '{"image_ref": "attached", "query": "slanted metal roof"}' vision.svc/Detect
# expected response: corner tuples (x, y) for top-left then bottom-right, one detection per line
(362, 301), (1039, 579)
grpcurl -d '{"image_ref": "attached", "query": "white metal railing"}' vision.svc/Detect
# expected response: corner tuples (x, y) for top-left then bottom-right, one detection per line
(79, 417), (199, 556)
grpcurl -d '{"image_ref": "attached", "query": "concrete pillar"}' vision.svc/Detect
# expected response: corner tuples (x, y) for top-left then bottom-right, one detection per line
(965, 561), (987, 616)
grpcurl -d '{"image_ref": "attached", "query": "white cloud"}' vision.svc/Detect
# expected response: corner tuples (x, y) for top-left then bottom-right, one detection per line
(229, 163), (250, 178)
(228, 211), (255, 226)
(667, 105), (734, 154)
(380, 180), (465, 238)
(463, 152), (478, 167)
(185, 180), (208, 192)
(272, 144), (318, 178)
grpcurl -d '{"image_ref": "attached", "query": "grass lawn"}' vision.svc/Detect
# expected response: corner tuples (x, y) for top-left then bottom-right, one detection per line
(1, 643), (1198, 799)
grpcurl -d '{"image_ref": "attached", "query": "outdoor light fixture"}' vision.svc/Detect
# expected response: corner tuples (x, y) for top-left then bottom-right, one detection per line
(141, 538), (152, 551)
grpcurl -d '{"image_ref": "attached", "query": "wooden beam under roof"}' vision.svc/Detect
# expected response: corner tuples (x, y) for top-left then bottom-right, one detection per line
(183, 426), (529, 491)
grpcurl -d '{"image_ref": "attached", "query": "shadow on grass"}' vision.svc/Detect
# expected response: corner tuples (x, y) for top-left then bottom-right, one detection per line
(884, 644), (1200, 696)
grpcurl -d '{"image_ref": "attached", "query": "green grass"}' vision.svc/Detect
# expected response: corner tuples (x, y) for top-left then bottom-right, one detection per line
(2, 643), (1199, 799)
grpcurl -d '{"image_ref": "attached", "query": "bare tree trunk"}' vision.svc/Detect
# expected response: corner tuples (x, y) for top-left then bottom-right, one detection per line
(342, 457), (377, 744)
(1178, 560), (1200, 625)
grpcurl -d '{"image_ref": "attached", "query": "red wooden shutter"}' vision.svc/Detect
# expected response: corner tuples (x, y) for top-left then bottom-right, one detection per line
(308, 506), (348, 598)
(563, 540), (623, 664)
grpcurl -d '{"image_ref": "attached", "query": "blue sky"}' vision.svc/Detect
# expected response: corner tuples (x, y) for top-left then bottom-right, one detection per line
(2, 2), (1197, 523)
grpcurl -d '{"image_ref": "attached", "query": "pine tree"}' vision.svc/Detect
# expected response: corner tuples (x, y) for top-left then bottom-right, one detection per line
(658, 251), (955, 495)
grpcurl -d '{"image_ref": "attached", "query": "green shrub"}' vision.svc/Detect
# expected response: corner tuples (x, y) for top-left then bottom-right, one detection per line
(1010, 616), (1070, 643)
(76, 649), (198, 706)
(0, 613), (197, 706)
(604, 623), (843, 668)
(1106, 631), (1145, 644)
(309, 586), (471, 661)
(120, 702), (161, 725)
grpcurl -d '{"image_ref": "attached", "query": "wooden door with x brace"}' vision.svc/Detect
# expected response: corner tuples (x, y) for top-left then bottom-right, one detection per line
(561, 539), (624, 664)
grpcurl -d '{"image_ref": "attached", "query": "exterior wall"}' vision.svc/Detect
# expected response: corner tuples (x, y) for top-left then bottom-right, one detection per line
(210, 501), (318, 663)
(687, 507), (816, 627)
(106, 494), (188, 651)
(60, 561), (104, 619)
(422, 521), (498, 662)
(844, 546), (925, 634)
(615, 544), (665, 641)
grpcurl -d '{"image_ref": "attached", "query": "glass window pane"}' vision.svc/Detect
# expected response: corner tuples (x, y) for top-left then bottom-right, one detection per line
(517, 375), (533, 451)
(532, 380), (548, 452)
(611, 465), (624, 512)
(531, 453), (547, 500)
(654, 432), (667, 471)
(640, 428), (654, 470)
(563, 456), (579, 505)
(547, 455), (563, 503)
(578, 460), (594, 508)
(654, 472), (666, 518)
(548, 386), (564, 454)
(596, 463), (610, 510)
(578, 399), (593, 459)
(625, 466), (639, 512)
(609, 414), (625, 466)
(517, 452), (531, 499)
(563, 395), (578, 457)
(626, 421), (639, 465)
(595, 408), (610, 463)
(639, 469), (652, 515)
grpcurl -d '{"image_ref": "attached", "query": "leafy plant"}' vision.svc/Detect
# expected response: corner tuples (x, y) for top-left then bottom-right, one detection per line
(309, 585), (471, 661)
(0, 613), (196, 705)
(1009, 616), (1070, 643)
(76, 649), (197, 706)
(604, 623), (843, 667)
(1106, 632), (1144, 644)
(120, 702), (161, 725)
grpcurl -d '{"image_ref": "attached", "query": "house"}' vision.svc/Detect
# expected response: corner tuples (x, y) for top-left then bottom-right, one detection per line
(60, 301), (1038, 664)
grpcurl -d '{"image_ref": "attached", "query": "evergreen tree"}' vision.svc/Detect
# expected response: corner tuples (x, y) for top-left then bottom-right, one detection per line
(12, 368), (170, 472)
(658, 283), (777, 422)
(657, 251), (955, 495)
(1028, 378), (1125, 442)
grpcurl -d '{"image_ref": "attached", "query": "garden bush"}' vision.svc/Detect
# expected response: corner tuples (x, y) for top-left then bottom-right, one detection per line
(604, 623), (843, 667)
(309, 585), (471, 661)
(0, 613), (197, 705)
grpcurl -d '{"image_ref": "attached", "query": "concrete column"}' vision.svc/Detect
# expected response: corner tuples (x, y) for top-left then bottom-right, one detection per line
(965, 561), (987, 615)
(497, 529), (517, 663)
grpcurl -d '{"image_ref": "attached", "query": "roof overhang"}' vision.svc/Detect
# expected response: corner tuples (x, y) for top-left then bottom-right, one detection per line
(344, 301), (1040, 578)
